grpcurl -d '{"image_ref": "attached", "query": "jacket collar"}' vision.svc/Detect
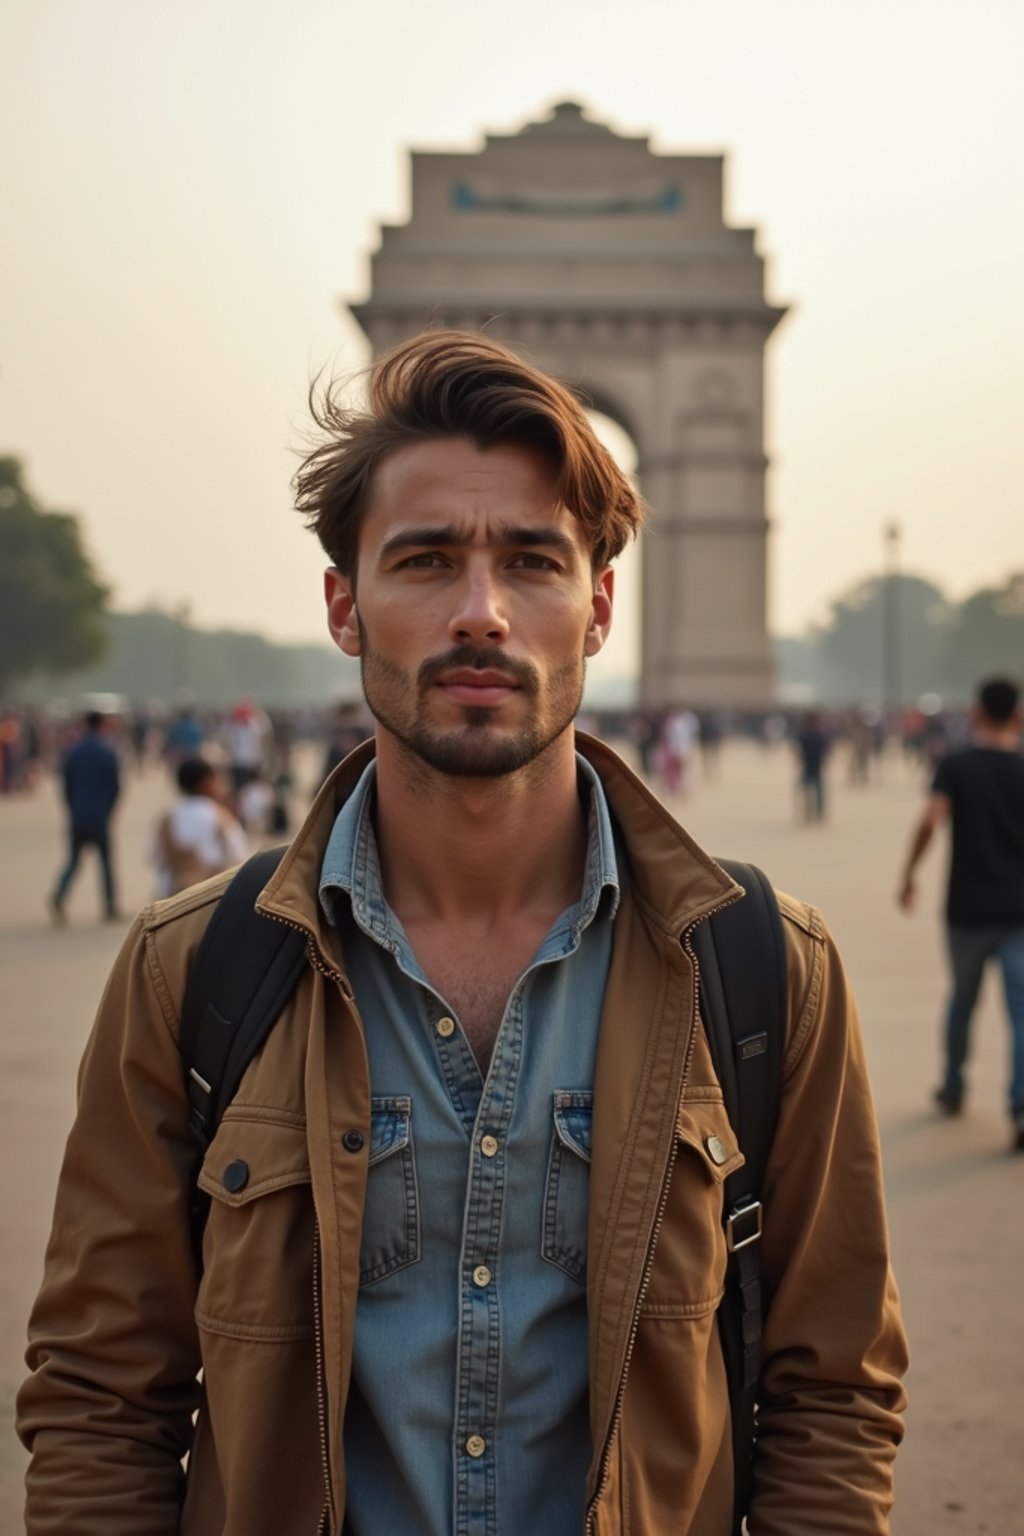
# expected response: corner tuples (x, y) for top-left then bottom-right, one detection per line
(255, 731), (742, 957)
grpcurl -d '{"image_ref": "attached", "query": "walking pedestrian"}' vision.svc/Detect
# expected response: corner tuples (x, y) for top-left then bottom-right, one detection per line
(898, 676), (1024, 1147)
(223, 698), (270, 797)
(794, 710), (830, 822)
(48, 711), (121, 923)
(659, 705), (699, 795)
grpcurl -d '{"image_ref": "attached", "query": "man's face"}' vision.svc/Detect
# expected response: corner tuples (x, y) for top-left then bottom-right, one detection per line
(324, 437), (613, 777)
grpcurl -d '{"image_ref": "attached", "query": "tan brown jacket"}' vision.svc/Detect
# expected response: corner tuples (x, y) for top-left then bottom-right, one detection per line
(19, 736), (908, 1534)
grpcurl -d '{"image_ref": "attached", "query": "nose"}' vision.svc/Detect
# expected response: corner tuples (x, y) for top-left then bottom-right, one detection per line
(449, 565), (509, 646)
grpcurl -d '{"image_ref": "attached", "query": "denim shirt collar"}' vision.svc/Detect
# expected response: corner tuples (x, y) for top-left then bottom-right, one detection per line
(318, 753), (620, 945)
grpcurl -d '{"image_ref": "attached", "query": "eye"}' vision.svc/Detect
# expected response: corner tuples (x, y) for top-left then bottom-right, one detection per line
(397, 551), (448, 569)
(509, 552), (560, 571)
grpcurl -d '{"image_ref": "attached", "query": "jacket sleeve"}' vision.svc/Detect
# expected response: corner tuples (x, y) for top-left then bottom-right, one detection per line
(750, 897), (909, 1535)
(17, 911), (202, 1533)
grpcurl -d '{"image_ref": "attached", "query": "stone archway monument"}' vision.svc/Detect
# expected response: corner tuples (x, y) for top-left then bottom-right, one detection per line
(350, 101), (788, 707)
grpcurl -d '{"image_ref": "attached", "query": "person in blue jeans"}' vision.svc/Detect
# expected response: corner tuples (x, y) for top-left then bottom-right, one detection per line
(50, 711), (122, 923)
(898, 676), (1024, 1149)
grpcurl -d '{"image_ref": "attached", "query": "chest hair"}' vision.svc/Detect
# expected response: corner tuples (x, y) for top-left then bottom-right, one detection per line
(432, 963), (519, 1070)
(408, 928), (549, 1072)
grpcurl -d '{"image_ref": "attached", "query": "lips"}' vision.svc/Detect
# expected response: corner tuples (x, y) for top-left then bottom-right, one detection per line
(437, 668), (521, 706)
(439, 669), (520, 689)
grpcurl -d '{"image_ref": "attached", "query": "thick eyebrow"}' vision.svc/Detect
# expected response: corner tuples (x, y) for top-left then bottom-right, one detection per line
(378, 522), (580, 562)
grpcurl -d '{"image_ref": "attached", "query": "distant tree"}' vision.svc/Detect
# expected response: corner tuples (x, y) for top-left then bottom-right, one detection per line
(0, 457), (110, 696)
(813, 573), (952, 704)
(17, 605), (362, 708)
(941, 573), (1024, 698)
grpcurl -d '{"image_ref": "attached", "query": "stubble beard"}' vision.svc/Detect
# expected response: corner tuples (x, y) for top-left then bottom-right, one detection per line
(358, 633), (586, 779)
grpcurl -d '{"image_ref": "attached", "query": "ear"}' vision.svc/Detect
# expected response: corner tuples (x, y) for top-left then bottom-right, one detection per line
(584, 566), (614, 658)
(324, 568), (361, 657)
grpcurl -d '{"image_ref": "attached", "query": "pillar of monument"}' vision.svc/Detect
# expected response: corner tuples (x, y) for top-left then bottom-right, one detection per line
(349, 101), (788, 707)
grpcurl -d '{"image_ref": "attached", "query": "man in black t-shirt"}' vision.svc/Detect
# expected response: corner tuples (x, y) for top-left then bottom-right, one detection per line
(898, 677), (1024, 1149)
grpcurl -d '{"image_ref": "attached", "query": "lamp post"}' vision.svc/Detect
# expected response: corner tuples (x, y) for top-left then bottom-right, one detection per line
(882, 521), (902, 728)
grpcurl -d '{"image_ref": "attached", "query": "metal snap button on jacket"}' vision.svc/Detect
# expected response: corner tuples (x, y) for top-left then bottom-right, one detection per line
(706, 1135), (730, 1166)
(222, 1160), (250, 1193)
(342, 1129), (365, 1153)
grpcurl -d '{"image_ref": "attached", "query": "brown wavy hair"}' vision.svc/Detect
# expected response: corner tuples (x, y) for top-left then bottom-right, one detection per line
(293, 329), (645, 579)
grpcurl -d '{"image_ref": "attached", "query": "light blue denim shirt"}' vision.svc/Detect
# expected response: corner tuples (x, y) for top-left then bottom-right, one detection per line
(319, 756), (619, 1536)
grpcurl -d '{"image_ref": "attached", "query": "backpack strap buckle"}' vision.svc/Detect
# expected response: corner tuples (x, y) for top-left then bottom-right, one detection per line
(187, 1066), (214, 1147)
(726, 1196), (763, 1252)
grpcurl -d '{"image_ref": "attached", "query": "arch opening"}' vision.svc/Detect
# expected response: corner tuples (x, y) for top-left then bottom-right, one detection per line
(582, 409), (640, 709)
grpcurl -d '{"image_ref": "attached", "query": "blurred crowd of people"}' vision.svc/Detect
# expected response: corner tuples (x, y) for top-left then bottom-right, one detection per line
(1, 687), (1007, 926)
(0, 692), (984, 829)
(0, 695), (374, 920)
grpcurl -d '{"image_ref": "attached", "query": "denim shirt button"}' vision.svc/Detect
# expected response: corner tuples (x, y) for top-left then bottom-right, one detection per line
(480, 1135), (499, 1158)
(465, 1435), (486, 1458)
(436, 1015), (456, 1038)
(472, 1265), (492, 1287)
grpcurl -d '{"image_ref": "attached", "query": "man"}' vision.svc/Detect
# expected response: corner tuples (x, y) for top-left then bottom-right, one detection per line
(793, 709), (830, 822)
(151, 756), (248, 897)
(48, 709), (121, 923)
(899, 676), (1024, 1146)
(20, 332), (907, 1534)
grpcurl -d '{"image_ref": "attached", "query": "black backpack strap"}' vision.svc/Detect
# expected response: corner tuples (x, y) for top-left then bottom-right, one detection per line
(180, 847), (309, 1246)
(692, 859), (787, 1536)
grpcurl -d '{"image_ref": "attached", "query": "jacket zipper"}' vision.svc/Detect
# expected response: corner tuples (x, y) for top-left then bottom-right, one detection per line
(261, 908), (354, 993)
(584, 896), (740, 1533)
(313, 1219), (336, 1534)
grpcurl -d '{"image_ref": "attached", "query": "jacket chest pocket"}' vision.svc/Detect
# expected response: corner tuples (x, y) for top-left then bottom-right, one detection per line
(196, 1115), (314, 1339)
(542, 1090), (593, 1285)
(641, 1096), (745, 1318)
(359, 1096), (421, 1287)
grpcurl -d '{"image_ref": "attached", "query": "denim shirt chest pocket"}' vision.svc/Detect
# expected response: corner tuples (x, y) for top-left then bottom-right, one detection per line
(359, 1095), (421, 1287)
(542, 1090), (593, 1284)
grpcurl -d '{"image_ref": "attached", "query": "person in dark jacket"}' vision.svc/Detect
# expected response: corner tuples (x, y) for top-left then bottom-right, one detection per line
(794, 710), (830, 822)
(49, 712), (122, 923)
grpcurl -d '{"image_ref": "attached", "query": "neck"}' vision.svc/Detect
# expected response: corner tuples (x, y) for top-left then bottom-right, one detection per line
(974, 721), (1021, 750)
(372, 728), (588, 925)
(976, 731), (1019, 755)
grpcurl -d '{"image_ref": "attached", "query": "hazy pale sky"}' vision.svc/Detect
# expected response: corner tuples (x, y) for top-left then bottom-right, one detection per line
(3, 0), (1022, 679)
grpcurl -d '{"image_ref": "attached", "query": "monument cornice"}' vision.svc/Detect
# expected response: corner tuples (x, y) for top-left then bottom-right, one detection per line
(349, 300), (789, 341)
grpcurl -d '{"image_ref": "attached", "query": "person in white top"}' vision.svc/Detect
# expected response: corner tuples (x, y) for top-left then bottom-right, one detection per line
(659, 707), (700, 796)
(151, 758), (248, 898)
(222, 700), (271, 794)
